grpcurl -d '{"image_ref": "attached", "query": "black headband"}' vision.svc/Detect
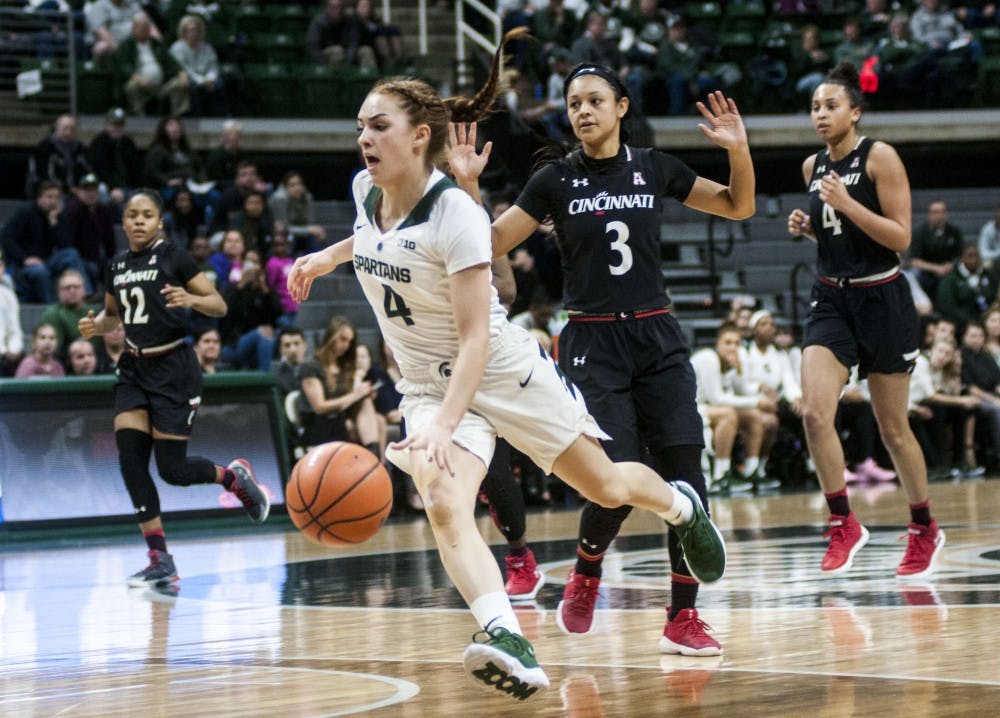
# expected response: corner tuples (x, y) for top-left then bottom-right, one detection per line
(563, 63), (631, 102)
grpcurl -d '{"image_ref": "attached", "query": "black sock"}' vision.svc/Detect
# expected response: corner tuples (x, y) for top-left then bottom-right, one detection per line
(143, 529), (167, 553)
(910, 501), (931, 526)
(825, 489), (850, 517)
(575, 548), (604, 578)
(669, 575), (700, 620)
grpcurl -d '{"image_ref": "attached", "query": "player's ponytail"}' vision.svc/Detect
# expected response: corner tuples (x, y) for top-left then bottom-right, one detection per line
(823, 61), (865, 109)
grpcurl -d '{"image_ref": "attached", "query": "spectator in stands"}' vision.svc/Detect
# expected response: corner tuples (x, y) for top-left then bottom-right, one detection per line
(306, 0), (362, 67)
(39, 268), (95, 364)
(532, 0), (579, 56)
(571, 12), (621, 69)
(204, 121), (245, 187)
(875, 13), (942, 110)
(519, 47), (574, 142)
(692, 322), (780, 493)
(15, 323), (64, 379)
(209, 161), (269, 234)
(272, 326), (309, 397)
(208, 228), (244, 289)
(268, 171), (326, 254)
(984, 305), (1000, 364)
(978, 207), (1000, 269)
(95, 319), (125, 372)
(1, 181), (88, 304)
(144, 116), (201, 196)
(189, 235), (216, 286)
(909, 199), (965, 300)
(193, 327), (226, 374)
(87, 107), (141, 208)
(86, 0), (146, 62)
(298, 315), (380, 455)
(113, 13), (189, 117)
(509, 287), (556, 339)
(860, 0), (894, 40)
(355, 0), (404, 72)
(954, 0), (998, 29)
(63, 173), (115, 296)
(227, 191), (274, 255)
(774, 322), (803, 386)
(67, 336), (98, 375)
(920, 338), (983, 476)
(218, 249), (281, 371)
(655, 15), (718, 116)
(833, 17), (874, 68)
(790, 25), (831, 102)
(935, 243), (998, 331)
(170, 14), (228, 117)
(838, 369), (897, 483)
(960, 321), (1000, 468)
(162, 187), (203, 248)
(265, 227), (298, 328)
(33, 114), (93, 194)
(910, 0), (976, 53)
(0, 249), (25, 376)
(743, 309), (804, 416)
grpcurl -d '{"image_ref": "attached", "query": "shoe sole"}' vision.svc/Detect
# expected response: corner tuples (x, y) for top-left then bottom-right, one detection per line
(127, 573), (179, 589)
(229, 458), (271, 524)
(659, 636), (723, 657)
(555, 600), (599, 635)
(896, 529), (946, 579)
(673, 481), (727, 585)
(508, 572), (545, 601)
(821, 525), (870, 576)
(462, 643), (549, 701)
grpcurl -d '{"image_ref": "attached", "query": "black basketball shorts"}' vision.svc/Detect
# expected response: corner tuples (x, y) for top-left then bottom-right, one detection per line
(114, 345), (204, 436)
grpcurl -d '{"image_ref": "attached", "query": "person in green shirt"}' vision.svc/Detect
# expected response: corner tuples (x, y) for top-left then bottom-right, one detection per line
(39, 269), (97, 365)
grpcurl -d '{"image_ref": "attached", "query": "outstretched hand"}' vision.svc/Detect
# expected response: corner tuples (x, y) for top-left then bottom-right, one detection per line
(696, 91), (748, 151)
(446, 122), (492, 186)
(389, 420), (456, 477)
(288, 251), (340, 303)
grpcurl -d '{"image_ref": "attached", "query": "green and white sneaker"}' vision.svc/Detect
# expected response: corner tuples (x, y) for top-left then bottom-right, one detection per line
(462, 626), (549, 702)
(670, 481), (727, 584)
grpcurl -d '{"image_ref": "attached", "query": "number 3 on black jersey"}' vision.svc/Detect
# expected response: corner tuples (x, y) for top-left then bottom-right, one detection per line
(119, 287), (149, 324)
(382, 284), (414, 325)
(605, 220), (633, 276)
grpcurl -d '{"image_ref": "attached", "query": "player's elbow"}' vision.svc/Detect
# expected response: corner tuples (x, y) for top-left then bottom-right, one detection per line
(731, 197), (755, 221)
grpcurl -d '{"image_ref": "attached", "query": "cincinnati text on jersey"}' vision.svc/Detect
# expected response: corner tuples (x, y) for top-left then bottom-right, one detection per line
(113, 268), (160, 287)
(354, 255), (412, 282)
(809, 172), (862, 192)
(567, 190), (656, 215)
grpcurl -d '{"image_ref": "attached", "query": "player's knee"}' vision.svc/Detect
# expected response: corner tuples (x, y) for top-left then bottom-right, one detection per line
(422, 483), (457, 527)
(877, 419), (910, 451)
(153, 439), (195, 486)
(801, 403), (833, 436)
(586, 477), (630, 510)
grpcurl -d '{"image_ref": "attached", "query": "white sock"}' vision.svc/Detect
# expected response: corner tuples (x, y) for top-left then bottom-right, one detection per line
(744, 457), (760, 478)
(659, 484), (695, 526)
(713, 458), (731, 480)
(470, 591), (522, 635)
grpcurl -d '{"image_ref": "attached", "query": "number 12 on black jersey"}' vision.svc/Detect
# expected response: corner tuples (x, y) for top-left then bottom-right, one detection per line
(119, 287), (150, 324)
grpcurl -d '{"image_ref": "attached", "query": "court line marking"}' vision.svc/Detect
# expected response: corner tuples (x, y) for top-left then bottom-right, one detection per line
(0, 664), (419, 716)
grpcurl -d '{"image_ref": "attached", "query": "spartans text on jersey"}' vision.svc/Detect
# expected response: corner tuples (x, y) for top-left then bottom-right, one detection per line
(354, 254), (412, 282)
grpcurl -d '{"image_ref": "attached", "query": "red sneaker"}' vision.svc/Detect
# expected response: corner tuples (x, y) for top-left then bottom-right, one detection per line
(821, 512), (870, 575)
(896, 520), (945, 578)
(556, 570), (601, 635)
(505, 549), (545, 600)
(659, 607), (722, 656)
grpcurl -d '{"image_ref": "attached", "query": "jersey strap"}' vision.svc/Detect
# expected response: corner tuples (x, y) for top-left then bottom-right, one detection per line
(363, 176), (457, 229)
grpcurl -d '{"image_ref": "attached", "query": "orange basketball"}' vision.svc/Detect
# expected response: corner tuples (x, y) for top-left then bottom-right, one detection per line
(285, 442), (393, 547)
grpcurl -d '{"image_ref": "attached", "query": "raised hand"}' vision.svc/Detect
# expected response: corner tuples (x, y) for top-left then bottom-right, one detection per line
(78, 309), (98, 339)
(818, 171), (851, 212)
(446, 121), (492, 186)
(696, 91), (748, 151)
(288, 252), (333, 303)
(788, 208), (816, 241)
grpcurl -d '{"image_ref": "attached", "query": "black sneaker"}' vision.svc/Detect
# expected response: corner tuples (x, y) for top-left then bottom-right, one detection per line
(127, 549), (178, 588)
(227, 459), (270, 524)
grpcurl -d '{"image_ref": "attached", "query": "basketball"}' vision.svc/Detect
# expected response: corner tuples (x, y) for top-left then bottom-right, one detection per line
(285, 441), (393, 547)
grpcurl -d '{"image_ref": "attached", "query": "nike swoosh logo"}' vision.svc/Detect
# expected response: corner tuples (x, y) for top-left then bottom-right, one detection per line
(518, 370), (533, 388)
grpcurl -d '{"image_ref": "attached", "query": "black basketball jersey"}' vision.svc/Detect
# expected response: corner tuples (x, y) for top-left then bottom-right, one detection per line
(105, 238), (200, 347)
(515, 145), (697, 314)
(807, 137), (899, 278)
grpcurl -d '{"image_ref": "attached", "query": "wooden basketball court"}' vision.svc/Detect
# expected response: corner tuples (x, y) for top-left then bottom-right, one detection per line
(3, 479), (1000, 716)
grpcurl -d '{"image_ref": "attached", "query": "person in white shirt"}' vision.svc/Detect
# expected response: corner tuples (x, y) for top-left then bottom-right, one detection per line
(86, 0), (145, 60)
(169, 14), (228, 117)
(691, 322), (778, 493)
(0, 249), (25, 375)
(978, 208), (1000, 270)
(287, 29), (726, 703)
(742, 310), (803, 412)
